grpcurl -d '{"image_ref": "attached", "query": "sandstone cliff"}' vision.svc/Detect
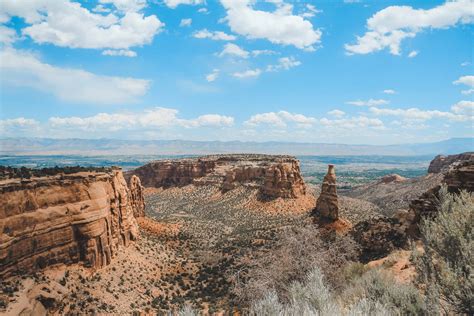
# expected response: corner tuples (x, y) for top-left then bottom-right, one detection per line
(129, 175), (145, 218)
(127, 154), (306, 199)
(427, 152), (473, 173)
(0, 168), (143, 277)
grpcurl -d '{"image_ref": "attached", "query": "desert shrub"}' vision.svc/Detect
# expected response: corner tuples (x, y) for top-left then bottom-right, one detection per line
(343, 268), (426, 315)
(249, 266), (392, 316)
(414, 186), (474, 314)
(230, 225), (359, 304)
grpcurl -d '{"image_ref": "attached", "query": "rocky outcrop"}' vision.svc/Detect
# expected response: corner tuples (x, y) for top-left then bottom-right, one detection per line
(127, 154), (307, 199)
(312, 165), (339, 220)
(129, 175), (145, 217)
(0, 168), (143, 277)
(352, 153), (474, 259)
(427, 152), (473, 173)
(380, 174), (406, 184)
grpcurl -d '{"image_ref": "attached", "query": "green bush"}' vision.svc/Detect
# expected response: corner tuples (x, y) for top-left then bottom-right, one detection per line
(414, 186), (474, 314)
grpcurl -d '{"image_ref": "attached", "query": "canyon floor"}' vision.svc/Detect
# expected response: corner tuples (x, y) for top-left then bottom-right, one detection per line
(1, 182), (383, 315)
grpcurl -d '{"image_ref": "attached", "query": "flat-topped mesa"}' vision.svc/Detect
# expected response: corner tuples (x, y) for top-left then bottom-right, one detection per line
(0, 168), (143, 277)
(127, 154), (306, 199)
(312, 165), (339, 221)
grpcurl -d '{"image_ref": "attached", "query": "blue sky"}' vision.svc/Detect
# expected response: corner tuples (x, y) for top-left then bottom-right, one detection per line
(0, 0), (473, 144)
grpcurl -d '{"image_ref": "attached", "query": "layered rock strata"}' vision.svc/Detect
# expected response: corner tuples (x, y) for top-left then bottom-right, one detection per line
(312, 165), (339, 220)
(427, 152), (473, 174)
(0, 168), (142, 277)
(127, 154), (307, 199)
(129, 175), (145, 217)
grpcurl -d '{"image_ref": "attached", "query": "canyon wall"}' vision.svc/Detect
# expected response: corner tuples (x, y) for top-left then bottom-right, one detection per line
(427, 152), (473, 173)
(127, 154), (306, 199)
(0, 168), (143, 277)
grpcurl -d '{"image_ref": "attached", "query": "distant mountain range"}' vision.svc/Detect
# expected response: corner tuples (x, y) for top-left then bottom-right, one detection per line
(0, 137), (472, 156)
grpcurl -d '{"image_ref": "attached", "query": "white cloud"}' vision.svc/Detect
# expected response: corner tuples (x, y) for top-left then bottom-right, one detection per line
(1, 0), (163, 50)
(345, 0), (474, 55)
(346, 99), (389, 107)
(370, 106), (470, 122)
(102, 49), (137, 57)
(92, 5), (111, 13)
(193, 29), (236, 41)
(197, 8), (208, 14)
(218, 43), (249, 58)
(454, 75), (474, 94)
(164, 0), (203, 9)
(251, 49), (277, 57)
(300, 4), (321, 18)
(408, 50), (418, 58)
(451, 100), (474, 116)
(266, 57), (301, 72)
(344, 0), (362, 3)
(48, 107), (233, 131)
(180, 18), (192, 27)
(244, 111), (316, 128)
(99, 0), (147, 12)
(206, 69), (219, 82)
(0, 48), (150, 104)
(232, 68), (262, 79)
(328, 109), (345, 118)
(0, 117), (39, 129)
(461, 61), (471, 66)
(220, 0), (321, 50)
(383, 89), (396, 94)
(320, 116), (385, 129)
(0, 26), (17, 45)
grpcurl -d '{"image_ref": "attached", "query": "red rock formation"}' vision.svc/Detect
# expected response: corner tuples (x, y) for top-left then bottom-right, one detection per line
(312, 165), (339, 220)
(0, 168), (142, 277)
(427, 152), (473, 173)
(129, 175), (145, 217)
(127, 154), (307, 199)
(380, 174), (406, 184)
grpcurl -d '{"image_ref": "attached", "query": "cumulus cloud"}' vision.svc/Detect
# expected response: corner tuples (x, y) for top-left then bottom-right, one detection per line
(193, 29), (236, 41)
(244, 111), (316, 128)
(48, 107), (234, 131)
(0, 26), (17, 45)
(0, 117), (40, 136)
(328, 109), (345, 118)
(220, 0), (321, 50)
(320, 116), (385, 129)
(346, 99), (389, 107)
(206, 69), (219, 82)
(345, 0), (474, 55)
(383, 89), (396, 94)
(266, 57), (301, 72)
(300, 4), (321, 18)
(163, 0), (203, 9)
(453, 75), (474, 94)
(102, 49), (137, 57)
(451, 100), (474, 116)
(0, 0), (164, 50)
(180, 18), (192, 27)
(232, 68), (262, 79)
(251, 49), (277, 57)
(99, 0), (147, 12)
(0, 48), (150, 104)
(370, 106), (470, 122)
(408, 50), (418, 58)
(218, 43), (249, 58)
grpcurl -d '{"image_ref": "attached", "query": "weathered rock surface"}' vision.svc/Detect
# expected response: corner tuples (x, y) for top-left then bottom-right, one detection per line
(312, 165), (339, 220)
(380, 174), (406, 184)
(0, 168), (143, 277)
(427, 152), (473, 173)
(352, 152), (474, 260)
(129, 175), (145, 217)
(127, 154), (307, 199)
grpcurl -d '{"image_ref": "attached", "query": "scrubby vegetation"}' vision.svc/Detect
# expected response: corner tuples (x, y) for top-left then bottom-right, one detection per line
(0, 165), (113, 180)
(414, 186), (473, 314)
